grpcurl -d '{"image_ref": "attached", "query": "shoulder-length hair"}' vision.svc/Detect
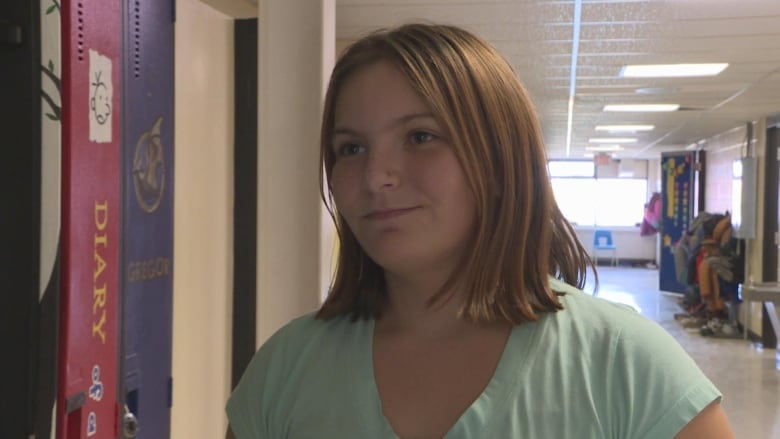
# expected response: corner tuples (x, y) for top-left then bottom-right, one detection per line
(317, 23), (595, 323)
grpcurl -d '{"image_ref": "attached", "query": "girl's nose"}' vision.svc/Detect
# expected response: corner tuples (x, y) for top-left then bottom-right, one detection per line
(364, 149), (401, 193)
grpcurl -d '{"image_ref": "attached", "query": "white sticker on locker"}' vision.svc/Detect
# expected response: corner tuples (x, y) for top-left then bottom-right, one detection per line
(88, 49), (112, 143)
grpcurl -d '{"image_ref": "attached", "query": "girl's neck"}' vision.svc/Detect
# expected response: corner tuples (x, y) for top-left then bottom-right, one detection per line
(378, 271), (471, 339)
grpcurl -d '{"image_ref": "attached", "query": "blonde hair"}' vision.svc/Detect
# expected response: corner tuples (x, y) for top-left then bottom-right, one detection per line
(318, 23), (595, 323)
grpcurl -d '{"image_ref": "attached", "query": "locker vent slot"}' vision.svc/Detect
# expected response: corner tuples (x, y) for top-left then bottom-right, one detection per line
(77, 2), (85, 61)
(134, 1), (141, 78)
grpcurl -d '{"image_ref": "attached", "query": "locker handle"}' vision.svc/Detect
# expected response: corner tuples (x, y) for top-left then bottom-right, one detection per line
(123, 404), (140, 438)
(65, 391), (87, 413)
(65, 393), (86, 439)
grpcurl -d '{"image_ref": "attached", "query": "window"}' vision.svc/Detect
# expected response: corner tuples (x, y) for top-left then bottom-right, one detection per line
(550, 178), (596, 226)
(592, 178), (647, 226)
(549, 161), (648, 227)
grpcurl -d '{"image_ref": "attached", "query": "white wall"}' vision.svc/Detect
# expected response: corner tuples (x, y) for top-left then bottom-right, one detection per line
(699, 120), (772, 336)
(255, 0), (334, 346)
(172, 1), (234, 438)
(170, 2), (337, 438)
(574, 226), (657, 262)
(703, 125), (747, 214)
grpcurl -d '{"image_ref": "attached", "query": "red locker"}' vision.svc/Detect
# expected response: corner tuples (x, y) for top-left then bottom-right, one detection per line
(58, 0), (122, 437)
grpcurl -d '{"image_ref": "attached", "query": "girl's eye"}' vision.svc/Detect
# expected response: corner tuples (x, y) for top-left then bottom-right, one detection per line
(336, 143), (365, 157)
(410, 131), (436, 144)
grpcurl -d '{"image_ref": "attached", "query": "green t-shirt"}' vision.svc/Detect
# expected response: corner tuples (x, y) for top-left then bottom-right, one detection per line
(226, 278), (720, 438)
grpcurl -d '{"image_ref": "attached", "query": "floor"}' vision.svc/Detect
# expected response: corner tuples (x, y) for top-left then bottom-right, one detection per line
(587, 267), (780, 439)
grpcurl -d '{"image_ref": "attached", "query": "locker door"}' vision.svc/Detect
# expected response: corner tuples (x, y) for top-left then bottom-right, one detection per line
(120, 0), (175, 437)
(58, 0), (122, 438)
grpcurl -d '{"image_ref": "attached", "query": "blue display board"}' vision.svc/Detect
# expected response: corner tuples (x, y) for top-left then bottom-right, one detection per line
(120, 0), (175, 437)
(659, 152), (696, 293)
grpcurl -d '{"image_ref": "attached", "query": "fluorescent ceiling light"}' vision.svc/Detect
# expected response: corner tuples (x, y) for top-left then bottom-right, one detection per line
(635, 87), (678, 95)
(621, 63), (728, 78)
(585, 145), (623, 152)
(603, 104), (679, 112)
(588, 137), (637, 143)
(595, 125), (654, 132)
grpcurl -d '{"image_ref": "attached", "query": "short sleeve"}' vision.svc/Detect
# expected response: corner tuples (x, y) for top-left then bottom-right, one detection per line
(226, 318), (302, 439)
(225, 313), (376, 439)
(225, 335), (276, 439)
(605, 315), (721, 439)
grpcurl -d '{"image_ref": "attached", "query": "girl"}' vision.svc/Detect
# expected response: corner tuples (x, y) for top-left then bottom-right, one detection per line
(227, 23), (732, 439)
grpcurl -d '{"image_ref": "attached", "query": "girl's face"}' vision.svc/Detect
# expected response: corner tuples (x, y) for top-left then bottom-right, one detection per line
(329, 61), (477, 280)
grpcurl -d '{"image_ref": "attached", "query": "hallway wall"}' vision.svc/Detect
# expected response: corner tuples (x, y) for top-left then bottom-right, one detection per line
(574, 227), (657, 261)
(700, 120), (774, 336)
(173, 1), (234, 437)
(170, 2), (336, 437)
(255, 0), (333, 347)
(703, 125), (747, 214)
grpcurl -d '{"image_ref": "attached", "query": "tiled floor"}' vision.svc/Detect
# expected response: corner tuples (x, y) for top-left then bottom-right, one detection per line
(587, 267), (780, 439)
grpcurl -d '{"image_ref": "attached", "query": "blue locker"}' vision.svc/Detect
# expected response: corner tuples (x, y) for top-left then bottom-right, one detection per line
(120, 0), (175, 437)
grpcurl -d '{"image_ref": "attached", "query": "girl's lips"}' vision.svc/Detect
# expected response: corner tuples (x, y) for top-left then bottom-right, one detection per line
(365, 207), (419, 220)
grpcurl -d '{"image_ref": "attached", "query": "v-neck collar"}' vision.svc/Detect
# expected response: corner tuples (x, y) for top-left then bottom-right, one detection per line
(354, 318), (542, 438)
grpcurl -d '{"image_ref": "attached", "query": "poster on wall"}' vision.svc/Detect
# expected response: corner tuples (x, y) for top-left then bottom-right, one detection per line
(659, 152), (696, 293)
(58, 0), (122, 437)
(120, 0), (176, 436)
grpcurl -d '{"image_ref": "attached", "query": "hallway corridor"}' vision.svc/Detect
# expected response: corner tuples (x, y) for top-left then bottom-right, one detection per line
(588, 267), (780, 438)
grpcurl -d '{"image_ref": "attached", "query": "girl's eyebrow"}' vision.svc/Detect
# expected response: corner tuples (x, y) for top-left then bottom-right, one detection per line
(395, 112), (436, 125)
(332, 112), (436, 137)
(332, 127), (361, 137)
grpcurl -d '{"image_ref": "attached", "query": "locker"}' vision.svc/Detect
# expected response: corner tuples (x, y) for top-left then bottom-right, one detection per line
(120, 0), (175, 437)
(58, 0), (122, 437)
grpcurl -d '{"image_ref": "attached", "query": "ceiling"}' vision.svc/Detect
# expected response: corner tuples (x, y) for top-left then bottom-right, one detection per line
(335, 0), (780, 160)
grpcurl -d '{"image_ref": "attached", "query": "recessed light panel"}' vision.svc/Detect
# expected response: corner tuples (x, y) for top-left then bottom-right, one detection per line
(585, 145), (624, 151)
(603, 104), (680, 112)
(620, 63), (728, 78)
(595, 125), (654, 132)
(588, 138), (637, 143)
(635, 87), (678, 95)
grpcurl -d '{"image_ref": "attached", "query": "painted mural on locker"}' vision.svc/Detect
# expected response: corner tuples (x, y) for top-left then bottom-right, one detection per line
(132, 117), (166, 214)
(126, 115), (171, 282)
(41, 0), (61, 294)
(38, 0), (61, 437)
